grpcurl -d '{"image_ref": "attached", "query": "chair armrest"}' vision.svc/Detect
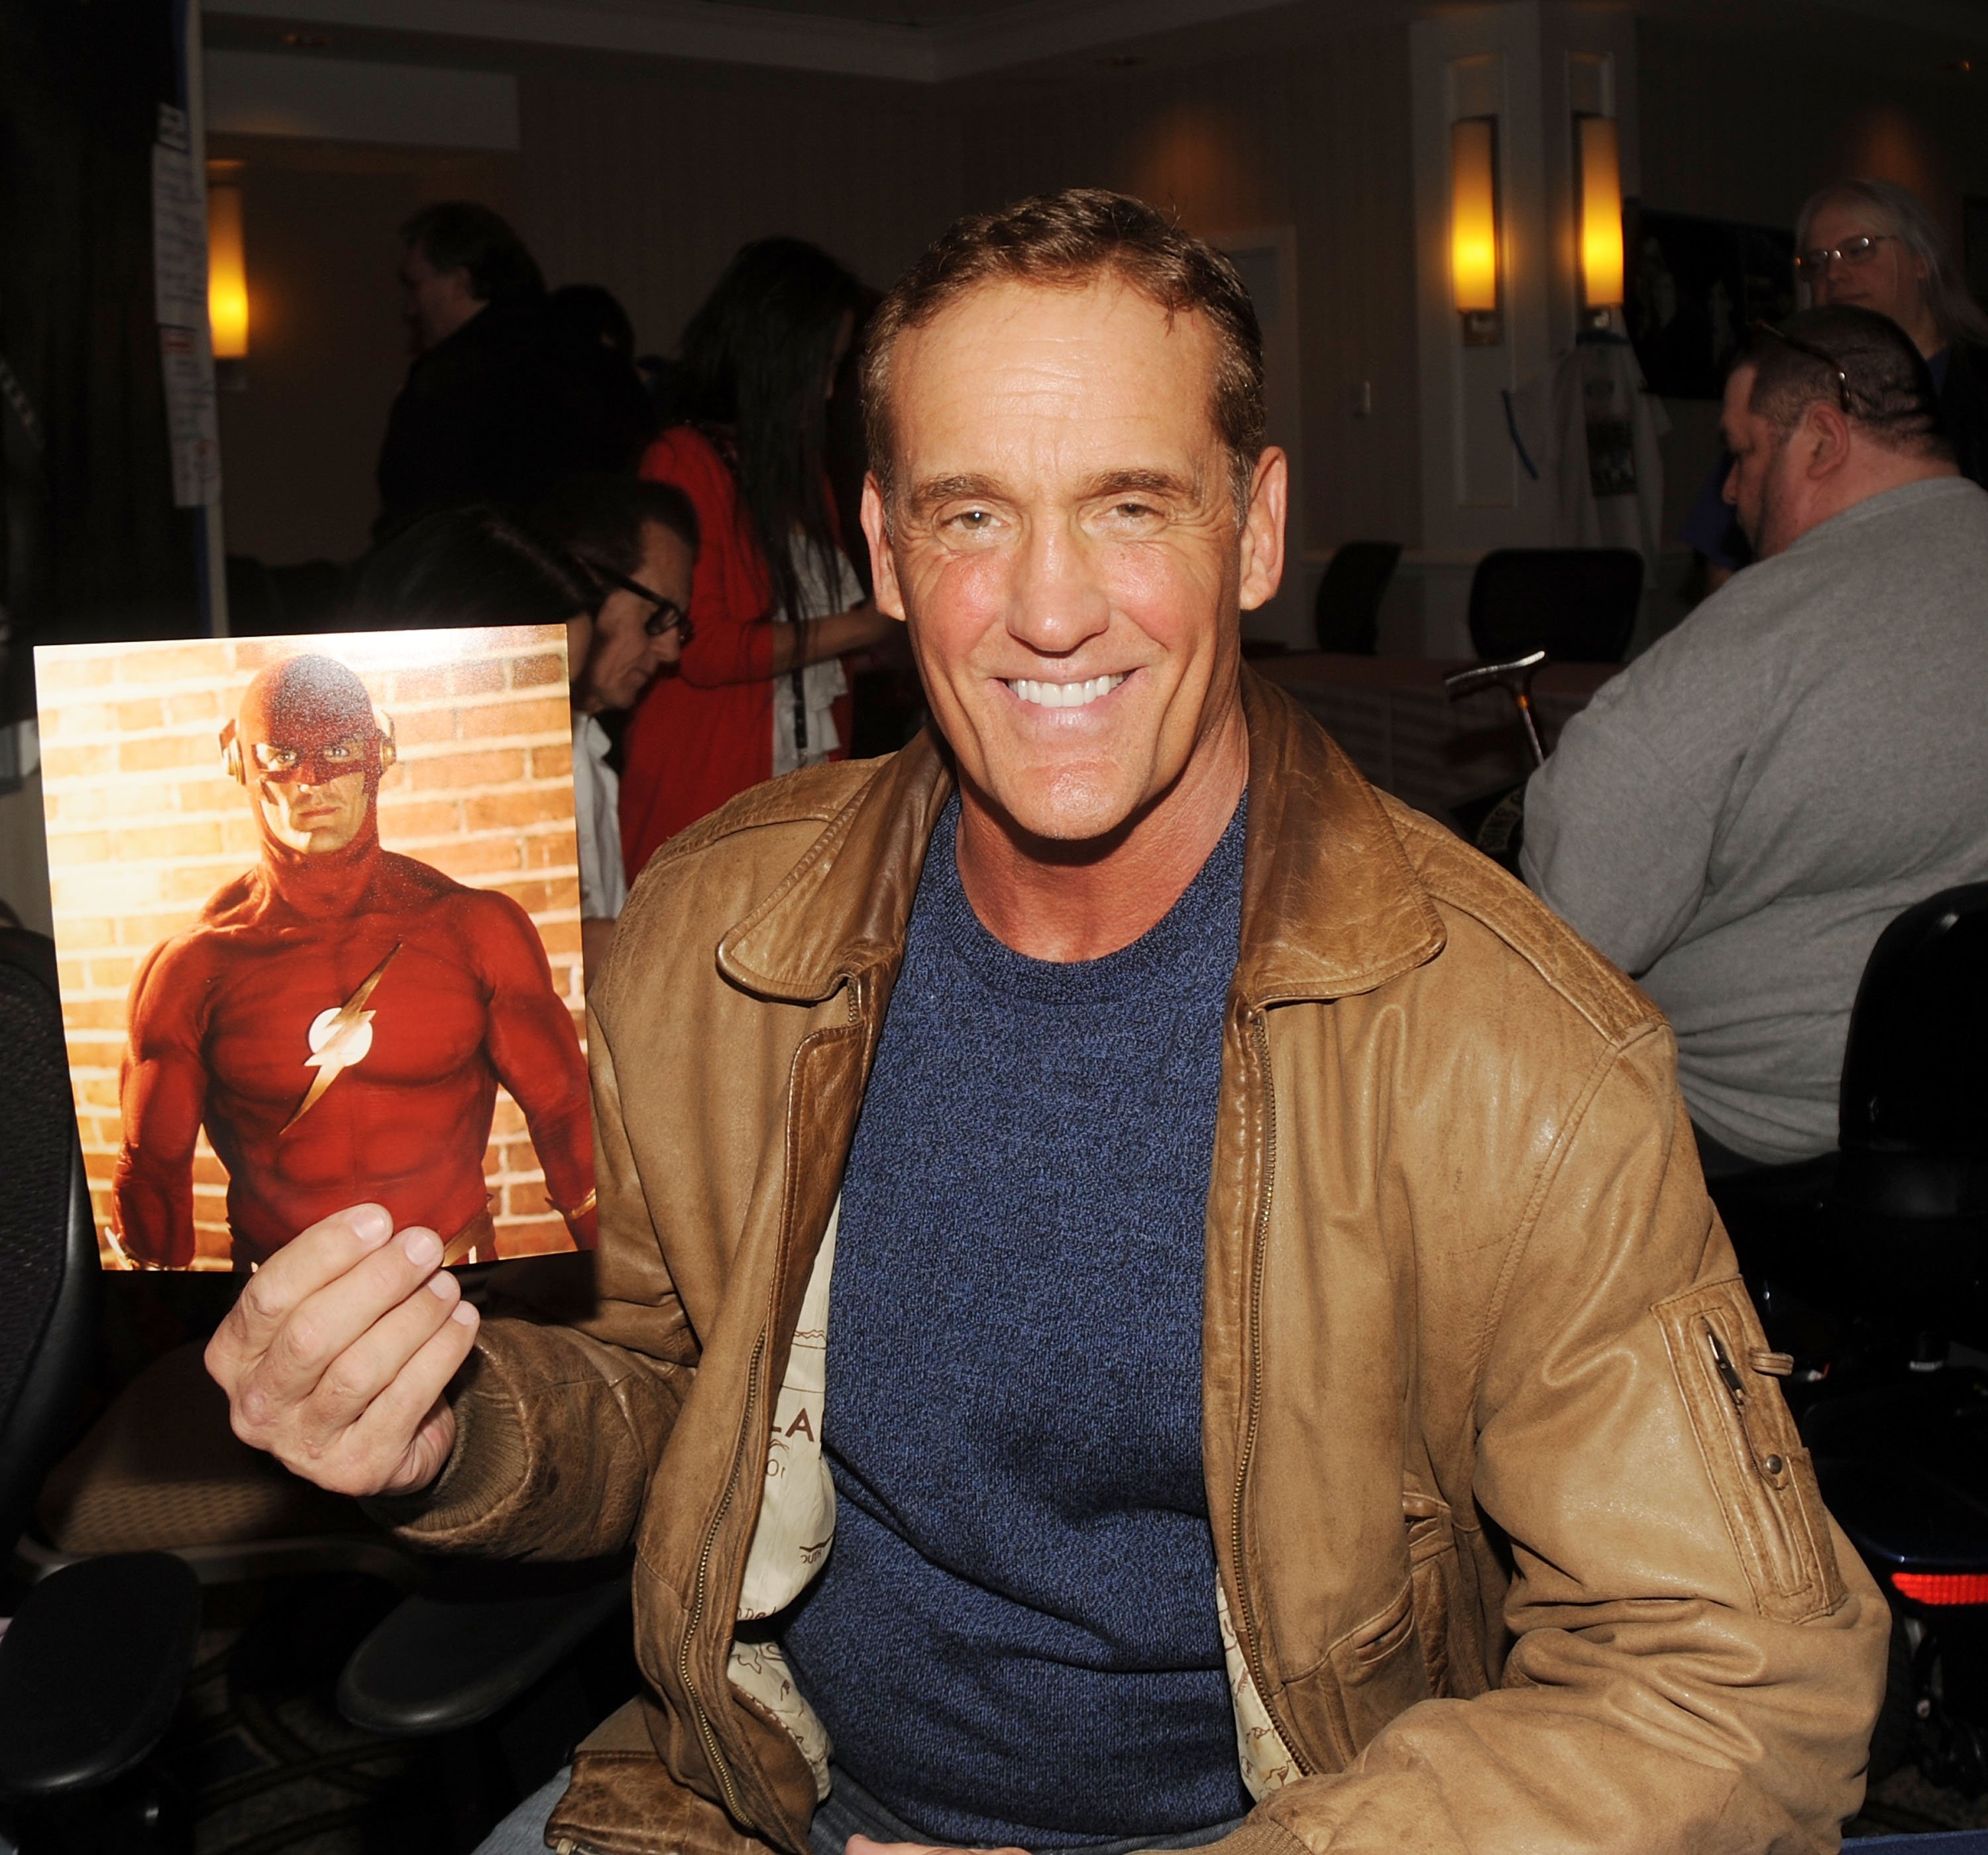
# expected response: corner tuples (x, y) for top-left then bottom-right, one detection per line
(336, 1571), (629, 1737)
(0, 1552), (199, 1797)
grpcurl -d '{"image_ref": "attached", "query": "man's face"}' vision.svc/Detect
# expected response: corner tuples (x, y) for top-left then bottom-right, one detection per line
(254, 738), (373, 854)
(400, 244), (482, 352)
(1721, 363), (1812, 560)
(863, 277), (1284, 846)
(1803, 199), (1928, 338)
(574, 524), (696, 715)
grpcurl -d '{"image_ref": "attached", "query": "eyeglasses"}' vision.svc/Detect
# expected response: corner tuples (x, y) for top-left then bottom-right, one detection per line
(1794, 232), (1895, 279)
(1749, 320), (1853, 416)
(583, 558), (695, 645)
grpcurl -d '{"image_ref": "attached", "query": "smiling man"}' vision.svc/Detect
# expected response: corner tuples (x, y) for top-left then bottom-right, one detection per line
(208, 194), (1881, 1854)
(115, 652), (594, 1268)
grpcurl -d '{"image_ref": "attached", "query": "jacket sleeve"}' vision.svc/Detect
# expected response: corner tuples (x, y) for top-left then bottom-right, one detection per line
(1233, 1029), (1887, 1855)
(366, 1007), (696, 1559)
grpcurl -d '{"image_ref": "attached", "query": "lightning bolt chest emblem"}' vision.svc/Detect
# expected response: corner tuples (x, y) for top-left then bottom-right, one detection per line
(280, 942), (404, 1135)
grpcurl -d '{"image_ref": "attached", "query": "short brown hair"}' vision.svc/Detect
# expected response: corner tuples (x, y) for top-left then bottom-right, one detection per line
(1745, 306), (1948, 456)
(861, 189), (1265, 516)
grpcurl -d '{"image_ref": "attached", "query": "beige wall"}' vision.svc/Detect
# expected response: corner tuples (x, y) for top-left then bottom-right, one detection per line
(211, 27), (1423, 572)
(514, 62), (961, 364)
(213, 13), (1988, 577)
(1639, 17), (1988, 239)
(952, 28), (1419, 557)
(213, 136), (517, 567)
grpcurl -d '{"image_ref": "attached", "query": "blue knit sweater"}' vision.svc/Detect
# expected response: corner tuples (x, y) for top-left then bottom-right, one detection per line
(778, 794), (1252, 1848)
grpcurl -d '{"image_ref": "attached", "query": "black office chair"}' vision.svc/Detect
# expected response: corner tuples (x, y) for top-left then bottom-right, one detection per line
(1833, 883), (1988, 1307)
(1466, 547), (1643, 664)
(1313, 541), (1402, 655)
(1712, 885), (1988, 1795)
(0, 928), (202, 1844)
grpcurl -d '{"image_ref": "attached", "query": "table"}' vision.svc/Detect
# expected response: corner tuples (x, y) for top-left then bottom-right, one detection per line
(1253, 652), (1618, 830)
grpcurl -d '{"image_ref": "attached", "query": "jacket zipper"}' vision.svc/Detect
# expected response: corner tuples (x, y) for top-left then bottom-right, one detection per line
(1702, 1318), (1801, 1588)
(1229, 1009), (1311, 1775)
(678, 1328), (765, 1823)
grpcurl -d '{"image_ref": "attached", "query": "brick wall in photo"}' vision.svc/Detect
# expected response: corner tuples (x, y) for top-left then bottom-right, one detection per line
(36, 626), (584, 1270)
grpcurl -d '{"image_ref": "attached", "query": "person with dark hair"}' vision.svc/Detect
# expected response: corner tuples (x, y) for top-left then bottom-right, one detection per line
(1527, 305), (1988, 1173)
(399, 201), (546, 347)
(1683, 177), (1988, 589)
(345, 499), (694, 982)
(545, 282), (638, 363)
(209, 191), (1882, 1855)
(344, 504), (596, 632)
(375, 204), (651, 537)
(532, 477), (698, 975)
(618, 237), (897, 871)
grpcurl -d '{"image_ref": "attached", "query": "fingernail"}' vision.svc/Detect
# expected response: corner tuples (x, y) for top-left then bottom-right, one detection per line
(351, 1205), (392, 1247)
(426, 1272), (458, 1300)
(451, 1302), (479, 1326)
(402, 1228), (441, 1267)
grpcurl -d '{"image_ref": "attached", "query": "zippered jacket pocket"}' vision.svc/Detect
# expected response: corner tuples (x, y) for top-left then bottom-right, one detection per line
(1654, 1278), (1847, 1623)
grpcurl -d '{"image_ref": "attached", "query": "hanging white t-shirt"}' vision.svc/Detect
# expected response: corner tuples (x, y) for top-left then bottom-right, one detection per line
(572, 711), (627, 923)
(1503, 330), (1671, 574)
(771, 537), (863, 778)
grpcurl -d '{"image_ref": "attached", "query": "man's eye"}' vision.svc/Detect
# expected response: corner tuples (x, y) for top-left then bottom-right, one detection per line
(951, 509), (993, 530)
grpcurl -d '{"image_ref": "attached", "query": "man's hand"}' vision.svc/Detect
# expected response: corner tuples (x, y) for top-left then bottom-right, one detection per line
(205, 1203), (481, 1498)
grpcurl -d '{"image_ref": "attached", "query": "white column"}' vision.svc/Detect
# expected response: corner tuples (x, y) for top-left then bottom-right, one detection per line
(1407, 3), (1638, 656)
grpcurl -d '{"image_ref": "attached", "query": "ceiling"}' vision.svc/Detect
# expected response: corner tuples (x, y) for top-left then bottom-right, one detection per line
(205, 0), (1988, 87)
(718, 0), (1030, 21)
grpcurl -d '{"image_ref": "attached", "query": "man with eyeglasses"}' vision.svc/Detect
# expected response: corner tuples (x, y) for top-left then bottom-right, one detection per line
(533, 476), (700, 982)
(1526, 305), (1988, 1178)
(1683, 178), (1988, 589)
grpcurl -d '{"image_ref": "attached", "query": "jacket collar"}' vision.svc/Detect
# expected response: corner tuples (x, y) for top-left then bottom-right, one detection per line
(718, 668), (1445, 1007)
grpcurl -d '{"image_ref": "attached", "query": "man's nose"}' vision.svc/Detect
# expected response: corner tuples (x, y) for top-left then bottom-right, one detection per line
(1005, 519), (1111, 655)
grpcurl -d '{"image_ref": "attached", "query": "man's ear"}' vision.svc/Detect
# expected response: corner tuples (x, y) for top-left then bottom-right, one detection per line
(1239, 447), (1289, 613)
(860, 475), (907, 623)
(1802, 402), (1853, 480)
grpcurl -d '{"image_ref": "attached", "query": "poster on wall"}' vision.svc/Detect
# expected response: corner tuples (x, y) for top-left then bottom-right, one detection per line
(1625, 205), (1798, 400)
(35, 626), (596, 1272)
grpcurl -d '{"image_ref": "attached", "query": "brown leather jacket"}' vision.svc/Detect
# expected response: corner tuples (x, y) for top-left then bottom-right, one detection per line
(388, 674), (1886, 1855)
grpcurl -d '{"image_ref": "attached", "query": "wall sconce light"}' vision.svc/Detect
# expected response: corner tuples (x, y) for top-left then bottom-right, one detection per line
(207, 162), (249, 385)
(1576, 115), (1625, 310)
(1450, 116), (1502, 346)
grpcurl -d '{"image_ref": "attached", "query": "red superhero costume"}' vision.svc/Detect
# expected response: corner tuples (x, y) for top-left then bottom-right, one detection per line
(112, 654), (596, 1269)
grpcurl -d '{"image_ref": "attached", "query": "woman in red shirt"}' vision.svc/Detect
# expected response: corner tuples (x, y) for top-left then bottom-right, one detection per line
(621, 239), (895, 877)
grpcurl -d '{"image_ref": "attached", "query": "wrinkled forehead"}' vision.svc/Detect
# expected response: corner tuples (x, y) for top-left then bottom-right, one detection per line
(888, 278), (1225, 475)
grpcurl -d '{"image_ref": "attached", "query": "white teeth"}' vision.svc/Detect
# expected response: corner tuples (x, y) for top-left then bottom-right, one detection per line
(1007, 674), (1127, 708)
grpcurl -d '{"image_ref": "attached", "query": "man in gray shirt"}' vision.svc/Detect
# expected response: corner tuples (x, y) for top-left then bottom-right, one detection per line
(1525, 306), (1988, 1170)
